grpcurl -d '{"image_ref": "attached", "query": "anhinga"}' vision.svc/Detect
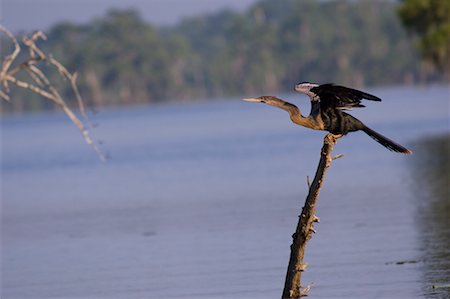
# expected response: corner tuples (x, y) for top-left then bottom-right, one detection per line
(244, 83), (412, 154)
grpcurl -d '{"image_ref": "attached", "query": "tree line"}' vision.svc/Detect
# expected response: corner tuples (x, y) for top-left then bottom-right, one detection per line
(1, 0), (444, 112)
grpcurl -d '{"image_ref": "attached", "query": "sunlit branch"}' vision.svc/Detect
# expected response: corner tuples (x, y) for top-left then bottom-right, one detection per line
(0, 25), (105, 161)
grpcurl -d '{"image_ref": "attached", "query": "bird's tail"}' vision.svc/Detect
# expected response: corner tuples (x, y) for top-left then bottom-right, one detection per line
(362, 126), (412, 154)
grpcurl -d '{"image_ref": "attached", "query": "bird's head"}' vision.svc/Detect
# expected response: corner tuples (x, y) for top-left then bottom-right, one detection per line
(294, 82), (319, 93)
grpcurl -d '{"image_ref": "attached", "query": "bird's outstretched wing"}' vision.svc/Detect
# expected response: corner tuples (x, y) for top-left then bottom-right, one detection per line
(311, 84), (381, 110)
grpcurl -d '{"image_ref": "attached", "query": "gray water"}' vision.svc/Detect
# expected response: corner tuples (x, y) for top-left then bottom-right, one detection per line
(1, 85), (449, 298)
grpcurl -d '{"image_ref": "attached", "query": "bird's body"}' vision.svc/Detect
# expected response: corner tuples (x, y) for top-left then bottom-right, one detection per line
(244, 83), (412, 154)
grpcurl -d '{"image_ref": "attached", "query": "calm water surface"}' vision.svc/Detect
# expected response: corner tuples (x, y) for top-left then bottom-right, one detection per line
(1, 85), (449, 298)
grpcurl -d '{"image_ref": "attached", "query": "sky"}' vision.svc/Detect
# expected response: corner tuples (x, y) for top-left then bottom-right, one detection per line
(1, 0), (259, 33)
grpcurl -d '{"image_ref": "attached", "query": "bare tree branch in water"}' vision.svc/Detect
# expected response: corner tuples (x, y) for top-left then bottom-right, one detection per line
(282, 133), (342, 298)
(0, 25), (105, 161)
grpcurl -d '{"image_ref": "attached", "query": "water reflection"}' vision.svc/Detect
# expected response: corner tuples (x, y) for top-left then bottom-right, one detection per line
(411, 134), (450, 298)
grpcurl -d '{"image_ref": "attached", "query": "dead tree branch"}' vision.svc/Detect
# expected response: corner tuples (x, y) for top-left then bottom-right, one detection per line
(282, 133), (341, 298)
(0, 25), (105, 161)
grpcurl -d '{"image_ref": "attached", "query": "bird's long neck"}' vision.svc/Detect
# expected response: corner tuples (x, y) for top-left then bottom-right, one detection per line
(275, 101), (316, 129)
(290, 113), (318, 130)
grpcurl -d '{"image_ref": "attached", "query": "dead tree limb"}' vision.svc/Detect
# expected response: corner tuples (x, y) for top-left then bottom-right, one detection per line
(282, 133), (341, 298)
(0, 25), (105, 161)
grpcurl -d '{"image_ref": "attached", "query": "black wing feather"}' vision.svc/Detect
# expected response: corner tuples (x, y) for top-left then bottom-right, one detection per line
(311, 83), (381, 109)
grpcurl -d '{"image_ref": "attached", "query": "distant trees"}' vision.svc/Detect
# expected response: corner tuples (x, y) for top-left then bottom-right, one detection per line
(1, 0), (444, 113)
(398, 0), (450, 75)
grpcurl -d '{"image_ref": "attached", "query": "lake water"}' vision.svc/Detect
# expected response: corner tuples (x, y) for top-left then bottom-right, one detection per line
(1, 85), (449, 298)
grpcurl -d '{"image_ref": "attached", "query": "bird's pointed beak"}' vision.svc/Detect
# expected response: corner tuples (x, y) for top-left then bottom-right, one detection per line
(243, 97), (262, 103)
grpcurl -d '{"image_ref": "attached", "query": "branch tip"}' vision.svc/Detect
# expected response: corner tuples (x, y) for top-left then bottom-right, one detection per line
(300, 283), (314, 297)
(332, 154), (344, 160)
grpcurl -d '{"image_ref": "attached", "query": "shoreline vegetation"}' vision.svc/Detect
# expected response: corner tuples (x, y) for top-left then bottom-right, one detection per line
(1, 0), (445, 113)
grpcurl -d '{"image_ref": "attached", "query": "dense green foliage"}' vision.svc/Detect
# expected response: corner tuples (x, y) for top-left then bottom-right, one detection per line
(398, 0), (450, 74)
(1, 0), (443, 112)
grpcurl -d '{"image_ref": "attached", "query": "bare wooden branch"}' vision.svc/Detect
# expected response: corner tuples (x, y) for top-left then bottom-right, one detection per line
(0, 25), (20, 91)
(5, 75), (58, 100)
(0, 89), (10, 101)
(332, 153), (344, 160)
(282, 133), (341, 299)
(0, 25), (105, 161)
(22, 31), (47, 59)
(48, 55), (89, 121)
(25, 66), (46, 87)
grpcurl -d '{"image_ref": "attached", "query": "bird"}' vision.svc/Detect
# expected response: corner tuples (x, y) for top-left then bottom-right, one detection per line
(243, 82), (412, 154)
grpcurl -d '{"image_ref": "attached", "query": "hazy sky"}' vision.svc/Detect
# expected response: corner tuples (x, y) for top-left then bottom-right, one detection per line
(1, 0), (259, 33)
